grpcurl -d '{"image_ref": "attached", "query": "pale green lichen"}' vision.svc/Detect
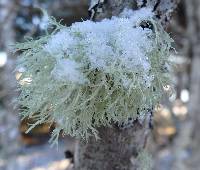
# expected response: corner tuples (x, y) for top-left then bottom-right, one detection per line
(137, 149), (153, 170)
(14, 8), (173, 145)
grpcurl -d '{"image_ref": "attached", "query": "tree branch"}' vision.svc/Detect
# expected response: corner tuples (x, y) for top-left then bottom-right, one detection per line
(89, 0), (180, 26)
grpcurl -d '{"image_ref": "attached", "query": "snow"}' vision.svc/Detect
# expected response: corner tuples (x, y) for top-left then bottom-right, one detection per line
(120, 7), (153, 25)
(44, 8), (155, 87)
(51, 59), (87, 84)
(44, 29), (75, 57)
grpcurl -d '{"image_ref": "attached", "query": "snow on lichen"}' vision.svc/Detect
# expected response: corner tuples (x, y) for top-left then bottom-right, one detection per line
(14, 8), (173, 144)
(51, 59), (87, 84)
(44, 8), (154, 87)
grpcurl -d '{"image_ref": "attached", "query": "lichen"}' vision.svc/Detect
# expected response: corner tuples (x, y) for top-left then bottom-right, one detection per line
(14, 8), (173, 145)
(137, 149), (153, 170)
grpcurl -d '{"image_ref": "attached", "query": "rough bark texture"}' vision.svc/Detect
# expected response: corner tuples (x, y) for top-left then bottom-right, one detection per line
(75, 123), (149, 170)
(90, 0), (179, 26)
(74, 1), (179, 170)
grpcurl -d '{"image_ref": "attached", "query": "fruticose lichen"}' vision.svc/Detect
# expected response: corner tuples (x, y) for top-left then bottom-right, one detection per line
(137, 149), (153, 170)
(14, 8), (173, 145)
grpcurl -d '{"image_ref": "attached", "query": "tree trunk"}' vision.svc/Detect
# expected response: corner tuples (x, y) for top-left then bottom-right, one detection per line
(186, 0), (200, 144)
(185, 0), (200, 167)
(74, 1), (179, 169)
(75, 123), (149, 170)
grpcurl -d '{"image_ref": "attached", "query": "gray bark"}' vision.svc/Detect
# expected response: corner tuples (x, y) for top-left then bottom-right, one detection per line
(186, 0), (200, 138)
(74, 1), (179, 170)
(75, 123), (149, 170)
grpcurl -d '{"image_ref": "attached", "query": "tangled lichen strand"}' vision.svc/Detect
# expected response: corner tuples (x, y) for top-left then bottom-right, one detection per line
(15, 8), (173, 144)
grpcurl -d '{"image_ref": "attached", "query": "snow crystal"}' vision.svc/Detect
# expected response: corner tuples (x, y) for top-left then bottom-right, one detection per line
(45, 8), (155, 87)
(120, 8), (153, 25)
(51, 59), (87, 84)
(44, 29), (75, 57)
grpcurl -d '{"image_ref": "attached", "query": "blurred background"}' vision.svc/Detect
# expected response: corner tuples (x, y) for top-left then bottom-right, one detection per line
(0, 0), (199, 170)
